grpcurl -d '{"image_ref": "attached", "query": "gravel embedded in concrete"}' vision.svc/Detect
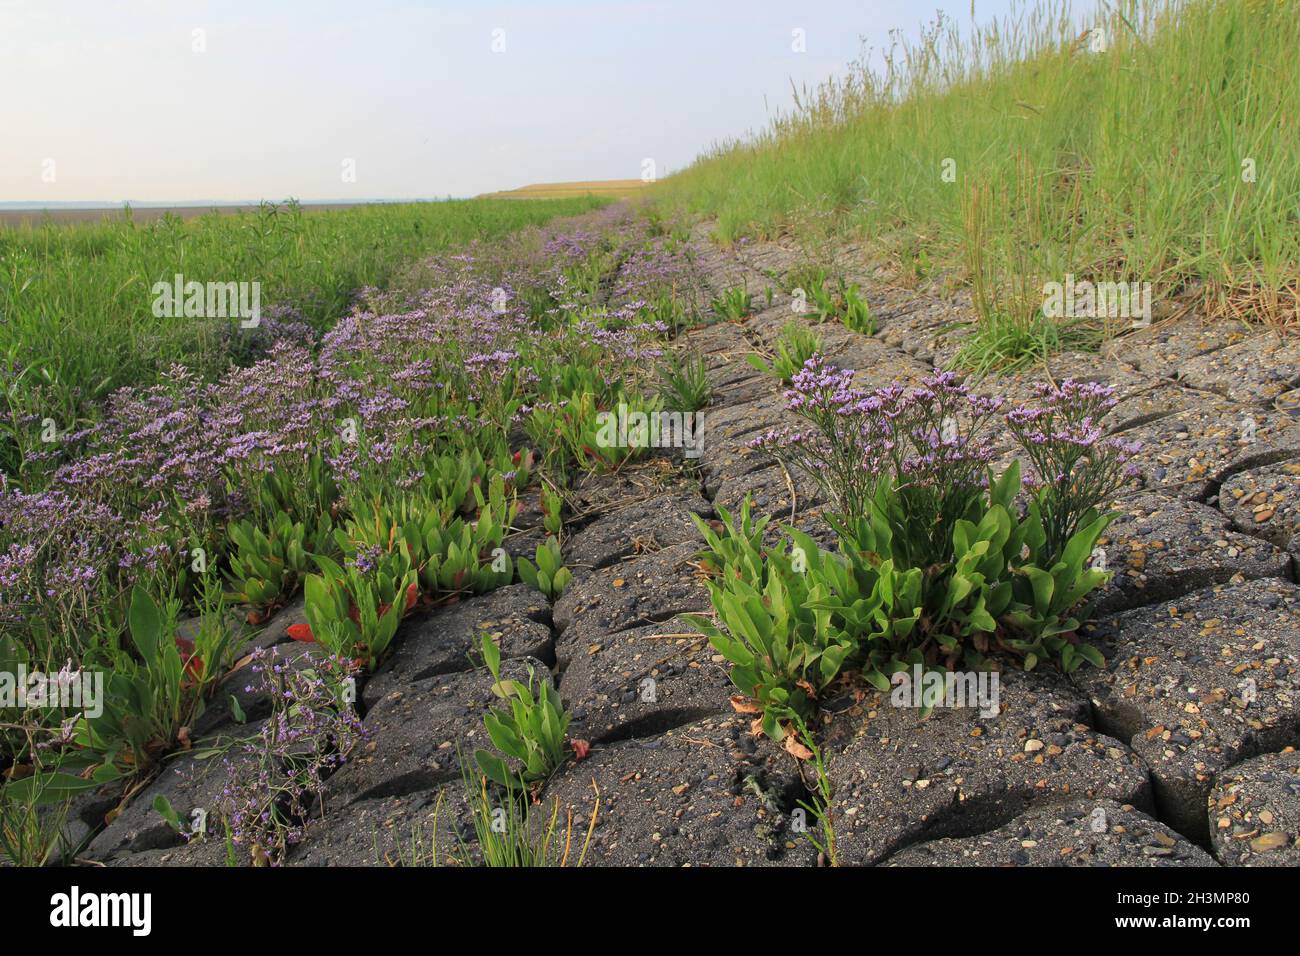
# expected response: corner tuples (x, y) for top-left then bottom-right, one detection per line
(1207, 749), (1300, 866)
(1075, 578), (1300, 842)
(886, 799), (1215, 867)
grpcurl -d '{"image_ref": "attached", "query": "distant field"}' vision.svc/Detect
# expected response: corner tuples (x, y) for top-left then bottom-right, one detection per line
(0, 196), (608, 472)
(0, 202), (381, 228)
(481, 179), (649, 200)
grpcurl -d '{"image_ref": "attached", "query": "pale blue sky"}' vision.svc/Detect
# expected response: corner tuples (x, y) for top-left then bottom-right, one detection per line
(0, 0), (1035, 202)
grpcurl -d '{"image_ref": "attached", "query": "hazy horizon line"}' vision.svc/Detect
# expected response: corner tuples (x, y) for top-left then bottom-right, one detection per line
(0, 197), (468, 210)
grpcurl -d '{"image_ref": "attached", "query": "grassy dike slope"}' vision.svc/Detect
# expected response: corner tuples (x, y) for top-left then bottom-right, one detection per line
(655, 0), (1299, 365)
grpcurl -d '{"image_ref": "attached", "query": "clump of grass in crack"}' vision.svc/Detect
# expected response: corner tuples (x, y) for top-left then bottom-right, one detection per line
(786, 263), (830, 297)
(748, 321), (822, 384)
(388, 771), (599, 868)
(791, 716), (837, 867)
(839, 283), (873, 334)
(658, 352), (712, 412)
(466, 773), (597, 867)
(0, 769), (75, 867)
(795, 273), (875, 335)
(710, 285), (752, 322)
(516, 535), (572, 600)
(473, 630), (571, 784)
(952, 312), (1103, 376)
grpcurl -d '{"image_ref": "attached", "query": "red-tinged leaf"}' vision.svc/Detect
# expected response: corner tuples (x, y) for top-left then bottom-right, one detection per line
(286, 623), (316, 643)
(173, 634), (204, 683)
(404, 582), (419, 612)
(571, 739), (591, 761)
(348, 604), (360, 626)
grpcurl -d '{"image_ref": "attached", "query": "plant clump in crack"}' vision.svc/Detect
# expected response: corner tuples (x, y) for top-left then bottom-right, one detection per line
(210, 649), (366, 866)
(690, 359), (1140, 741)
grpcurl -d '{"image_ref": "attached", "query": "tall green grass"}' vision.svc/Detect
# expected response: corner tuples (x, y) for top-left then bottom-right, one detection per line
(0, 197), (606, 472)
(658, 0), (1299, 363)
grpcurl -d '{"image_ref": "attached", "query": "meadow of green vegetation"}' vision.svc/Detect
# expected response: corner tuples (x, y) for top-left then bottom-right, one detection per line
(0, 203), (704, 864)
(658, 0), (1299, 365)
(0, 197), (607, 472)
(0, 196), (1140, 867)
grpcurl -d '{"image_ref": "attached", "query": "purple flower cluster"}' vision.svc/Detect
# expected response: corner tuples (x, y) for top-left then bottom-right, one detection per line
(214, 648), (367, 864)
(0, 482), (168, 645)
(754, 359), (1002, 530)
(1004, 379), (1141, 558)
(754, 357), (1141, 565)
(351, 545), (382, 575)
(610, 236), (693, 305)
